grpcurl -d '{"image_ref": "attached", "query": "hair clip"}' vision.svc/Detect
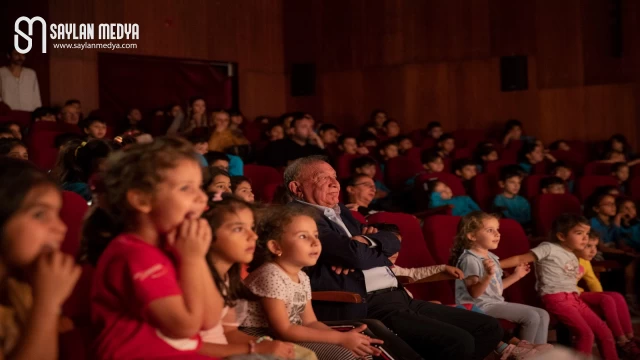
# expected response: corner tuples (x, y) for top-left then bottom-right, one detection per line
(74, 141), (87, 157)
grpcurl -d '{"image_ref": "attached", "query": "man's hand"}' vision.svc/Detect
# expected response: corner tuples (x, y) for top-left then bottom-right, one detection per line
(362, 226), (379, 235)
(331, 266), (355, 275)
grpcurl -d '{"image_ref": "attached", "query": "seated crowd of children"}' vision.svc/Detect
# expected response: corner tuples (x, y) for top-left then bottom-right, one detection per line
(2, 102), (640, 360)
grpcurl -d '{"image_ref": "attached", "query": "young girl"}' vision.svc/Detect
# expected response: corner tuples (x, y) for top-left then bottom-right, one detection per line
(517, 142), (554, 174)
(450, 212), (550, 346)
(51, 139), (114, 202)
(198, 195), (299, 359)
(86, 137), (223, 359)
(575, 231), (640, 356)
(499, 214), (620, 359)
(0, 138), (28, 160)
(241, 206), (383, 359)
(230, 176), (255, 203)
(426, 180), (480, 216)
(0, 157), (81, 359)
(206, 168), (233, 195)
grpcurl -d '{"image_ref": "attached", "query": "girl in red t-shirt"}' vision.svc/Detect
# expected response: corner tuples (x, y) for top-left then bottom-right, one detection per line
(0, 157), (81, 359)
(86, 137), (223, 360)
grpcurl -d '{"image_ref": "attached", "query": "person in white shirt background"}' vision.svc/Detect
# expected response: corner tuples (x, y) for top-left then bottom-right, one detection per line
(0, 48), (42, 112)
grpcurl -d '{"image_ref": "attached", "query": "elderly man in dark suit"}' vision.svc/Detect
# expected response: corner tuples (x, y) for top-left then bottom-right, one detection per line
(284, 156), (503, 360)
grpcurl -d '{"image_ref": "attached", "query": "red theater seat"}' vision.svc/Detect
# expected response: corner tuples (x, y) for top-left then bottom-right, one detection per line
(583, 161), (613, 176)
(484, 159), (516, 175)
(470, 173), (501, 210)
(422, 215), (461, 266)
(368, 212), (455, 304)
(59, 191), (89, 257)
(243, 164), (282, 202)
(533, 193), (582, 236)
(385, 156), (422, 190)
(522, 175), (549, 201)
(576, 175), (619, 202)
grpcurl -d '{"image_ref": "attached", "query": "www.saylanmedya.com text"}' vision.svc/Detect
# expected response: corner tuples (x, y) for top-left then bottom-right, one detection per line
(52, 42), (137, 50)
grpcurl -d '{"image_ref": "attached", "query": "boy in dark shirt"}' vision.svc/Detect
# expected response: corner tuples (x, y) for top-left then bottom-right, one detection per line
(259, 114), (324, 167)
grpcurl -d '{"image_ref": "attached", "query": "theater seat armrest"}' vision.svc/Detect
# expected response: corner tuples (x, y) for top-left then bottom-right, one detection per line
(412, 205), (453, 219)
(312, 291), (363, 303)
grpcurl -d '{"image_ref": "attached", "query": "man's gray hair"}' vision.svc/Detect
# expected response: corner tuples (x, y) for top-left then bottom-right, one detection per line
(283, 155), (329, 196)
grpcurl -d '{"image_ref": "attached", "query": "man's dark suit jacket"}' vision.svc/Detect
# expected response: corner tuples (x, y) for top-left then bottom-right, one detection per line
(288, 201), (401, 321)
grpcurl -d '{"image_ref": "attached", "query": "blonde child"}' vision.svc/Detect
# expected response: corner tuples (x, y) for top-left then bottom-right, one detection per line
(500, 214), (620, 359)
(241, 205), (383, 359)
(450, 212), (550, 348)
(574, 231), (640, 356)
(0, 158), (81, 359)
(87, 138), (223, 359)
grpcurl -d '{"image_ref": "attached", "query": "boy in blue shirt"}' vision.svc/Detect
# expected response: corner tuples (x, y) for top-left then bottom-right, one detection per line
(406, 149), (445, 186)
(493, 165), (530, 225)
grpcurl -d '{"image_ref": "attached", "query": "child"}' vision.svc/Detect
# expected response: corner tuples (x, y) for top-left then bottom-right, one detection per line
(493, 166), (530, 225)
(0, 138), (28, 160)
(499, 214), (619, 359)
(241, 205), (383, 359)
(382, 120), (400, 138)
(357, 132), (378, 148)
(318, 124), (339, 146)
(337, 135), (368, 156)
(83, 116), (108, 140)
(230, 176), (255, 203)
(539, 176), (565, 194)
(32, 106), (57, 122)
(501, 119), (535, 147)
(198, 196), (299, 359)
(426, 121), (443, 140)
(0, 127), (14, 139)
(518, 142), (549, 174)
(0, 157), (82, 359)
(575, 231), (640, 356)
(453, 159), (477, 193)
(450, 212), (550, 345)
(549, 140), (571, 152)
(604, 134), (639, 166)
(550, 162), (574, 193)
(206, 168), (233, 195)
(618, 198), (640, 251)
(190, 133), (211, 155)
(205, 151), (231, 173)
(395, 135), (413, 153)
(611, 162), (629, 193)
(406, 150), (444, 187)
(436, 133), (455, 158)
(426, 179), (480, 216)
(87, 137), (222, 359)
(378, 140), (399, 162)
(51, 139), (114, 202)
(267, 123), (285, 142)
(350, 156), (389, 200)
(474, 143), (499, 172)
(587, 192), (624, 248)
(0, 121), (22, 139)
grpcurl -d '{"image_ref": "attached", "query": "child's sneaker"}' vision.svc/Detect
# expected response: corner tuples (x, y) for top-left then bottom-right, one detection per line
(618, 341), (640, 360)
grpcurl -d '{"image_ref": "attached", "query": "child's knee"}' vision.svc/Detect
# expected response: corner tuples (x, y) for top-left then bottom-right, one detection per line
(538, 309), (551, 323)
(575, 328), (595, 344)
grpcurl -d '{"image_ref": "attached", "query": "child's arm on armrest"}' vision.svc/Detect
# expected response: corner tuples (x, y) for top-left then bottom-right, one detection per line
(500, 251), (537, 269)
